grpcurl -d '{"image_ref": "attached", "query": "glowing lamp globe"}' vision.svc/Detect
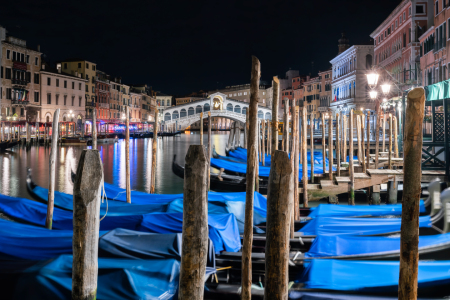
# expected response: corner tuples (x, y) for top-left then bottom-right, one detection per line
(369, 90), (378, 99)
(381, 84), (391, 95)
(366, 73), (379, 87)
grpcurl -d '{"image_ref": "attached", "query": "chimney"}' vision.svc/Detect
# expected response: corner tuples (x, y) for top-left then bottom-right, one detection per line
(37, 45), (40, 52)
(41, 64), (45, 70)
(57, 63), (61, 73)
(75, 71), (78, 77)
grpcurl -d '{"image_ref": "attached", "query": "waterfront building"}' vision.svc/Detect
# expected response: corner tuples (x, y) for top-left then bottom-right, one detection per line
(302, 76), (320, 121)
(110, 78), (123, 122)
(132, 85), (157, 123)
(39, 63), (87, 132)
(95, 70), (111, 122)
(156, 91), (172, 119)
(419, 0), (450, 86)
(0, 31), (41, 121)
(60, 58), (97, 118)
(318, 69), (333, 116)
(330, 34), (374, 112)
(278, 69), (299, 117)
(130, 90), (142, 123)
(370, 0), (433, 91)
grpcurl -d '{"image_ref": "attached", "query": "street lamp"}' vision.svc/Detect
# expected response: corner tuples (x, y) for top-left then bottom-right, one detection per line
(366, 73), (379, 88)
(381, 84), (391, 95)
(369, 90), (378, 100)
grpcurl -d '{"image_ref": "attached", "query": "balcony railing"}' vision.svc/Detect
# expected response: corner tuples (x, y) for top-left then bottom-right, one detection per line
(11, 100), (30, 105)
(11, 79), (28, 86)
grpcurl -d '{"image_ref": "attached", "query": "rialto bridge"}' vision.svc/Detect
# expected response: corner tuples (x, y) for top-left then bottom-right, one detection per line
(162, 92), (272, 130)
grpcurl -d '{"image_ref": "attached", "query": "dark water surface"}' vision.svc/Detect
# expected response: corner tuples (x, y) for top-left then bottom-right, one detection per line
(0, 132), (239, 199)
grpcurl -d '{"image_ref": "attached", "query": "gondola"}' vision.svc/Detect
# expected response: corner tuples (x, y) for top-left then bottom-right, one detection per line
(0, 140), (19, 151)
(172, 154), (268, 194)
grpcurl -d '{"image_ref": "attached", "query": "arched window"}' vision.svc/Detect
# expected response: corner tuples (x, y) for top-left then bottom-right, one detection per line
(258, 110), (264, 119)
(242, 107), (247, 115)
(234, 105), (241, 114)
(226, 103), (233, 111)
(265, 112), (271, 120)
(180, 109), (187, 118)
(164, 112), (171, 121)
(188, 107), (194, 116)
(172, 110), (179, 119)
(204, 103), (210, 112)
(366, 54), (373, 69)
(46, 116), (50, 123)
(196, 105), (202, 114)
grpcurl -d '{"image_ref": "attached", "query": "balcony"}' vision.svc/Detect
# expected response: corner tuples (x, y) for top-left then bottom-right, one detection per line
(11, 79), (28, 86)
(11, 100), (30, 105)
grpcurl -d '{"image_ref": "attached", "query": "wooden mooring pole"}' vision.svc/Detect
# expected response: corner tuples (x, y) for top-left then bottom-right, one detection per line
(343, 115), (347, 165)
(125, 106), (131, 203)
(322, 114), (326, 176)
(72, 150), (103, 300)
(208, 111), (211, 190)
(375, 105), (380, 169)
(302, 107), (308, 207)
(335, 113), (340, 177)
(294, 107), (300, 220)
(310, 114), (314, 182)
(283, 103), (289, 152)
(45, 109), (60, 229)
(264, 151), (293, 300)
(150, 110), (158, 194)
(356, 114), (362, 166)
(261, 120), (265, 166)
(241, 56), (260, 300)
(200, 112), (203, 145)
(271, 77), (279, 156)
(348, 109), (355, 205)
(92, 108), (97, 150)
(398, 87), (425, 300)
(382, 114), (386, 152)
(388, 113), (392, 169)
(179, 145), (208, 300)
(361, 114), (366, 172)
(394, 115), (399, 158)
(328, 113), (333, 181)
(366, 112), (370, 170)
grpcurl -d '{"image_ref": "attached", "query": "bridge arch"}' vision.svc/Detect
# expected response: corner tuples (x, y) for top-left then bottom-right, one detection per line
(226, 103), (233, 111)
(265, 112), (271, 120)
(172, 110), (179, 119)
(204, 103), (210, 112)
(164, 112), (171, 121)
(196, 105), (202, 114)
(180, 109), (187, 118)
(188, 107), (194, 116)
(234, 105), (241, 114)
(258, 110), (264, 119)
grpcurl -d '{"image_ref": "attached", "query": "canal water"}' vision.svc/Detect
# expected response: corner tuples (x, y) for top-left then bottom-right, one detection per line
(0, 132), (238, 199)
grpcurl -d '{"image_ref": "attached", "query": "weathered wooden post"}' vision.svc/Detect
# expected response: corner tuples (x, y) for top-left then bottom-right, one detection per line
(361, 114), (366, 172)
(271, 77), (279, 155)
(267, 120), (271, 155)
(258, 121), (262, 163)
(45, 109), (60, 229)
(398, 87), (425, 299)
(375, 105), (380, 169)
(264, 151), (293, 300)
(382, 114), (386, 152)
(256, 121), (260, 192)
(200, 112), (203, 145)
(150, 110), (158, 194)
(294, 107), (300, 220)
(343, 115), (348, 164)
(92, 108), (97, 150)
(366, 112), (370, 170)
(241, 56), (260, 300)
(335, 113), (340, 177)
(356, 114), (362, 165)
(1, 122), (4, 141)
(322, 114), (326, 176)
(302, 107), (308, 207)
(208, 111), (212, 190)
(328, 113), (333, 180)
(261, 120), (266, 166)
(388, 113), (392, 169)
(125, 106), (131, 203)
(244, 112), (248, 149)
(227, 121), (235, 149)
(72, 150), (103, 300)
(394, 115), (399, 158)
(348, 109), (355, 205)
(179, 145), (208, 300)
(286, 103), (290, 153)
(310, 114), (314, 182)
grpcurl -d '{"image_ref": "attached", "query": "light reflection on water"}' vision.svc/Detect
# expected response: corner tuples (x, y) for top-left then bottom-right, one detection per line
(0, 132), (232, 199)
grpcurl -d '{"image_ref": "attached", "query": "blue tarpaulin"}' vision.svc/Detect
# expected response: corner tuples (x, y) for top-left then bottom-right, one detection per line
(305, 233), (450, 258)
(0, 194), (241, 253)
(13, 255), (215, 299)
(296, 259), (450, 293)
(210, 158), (334, 179)
(228, 147), (327, 166)
(307, 201), (425, 218)
(298, 215), (432, 236)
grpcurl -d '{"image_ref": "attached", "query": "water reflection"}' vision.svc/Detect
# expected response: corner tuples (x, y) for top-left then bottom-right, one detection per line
(0, 132), (230, 200)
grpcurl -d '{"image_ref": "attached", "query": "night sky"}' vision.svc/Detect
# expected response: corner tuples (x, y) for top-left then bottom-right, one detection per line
(1, 0), (400, 95)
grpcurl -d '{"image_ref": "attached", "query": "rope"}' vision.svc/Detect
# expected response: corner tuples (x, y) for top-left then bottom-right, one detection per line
(99, 180), (108, 221)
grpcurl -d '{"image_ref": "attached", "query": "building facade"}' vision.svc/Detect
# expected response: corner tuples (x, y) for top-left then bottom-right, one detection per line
(39, 64), (87, 131)
(0, 34), (41, 121)
(419, 0), (450, 86)
(95, 70), (111, 122)
(330, 41), (374, 112)
(215, 83), (271, 107)
(302, 76), (320, 120)
(156, 91), (172, 118)
(371, 0), (434, 91)
(60, 59), (97, 118)
(318, 69), (333, 114)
